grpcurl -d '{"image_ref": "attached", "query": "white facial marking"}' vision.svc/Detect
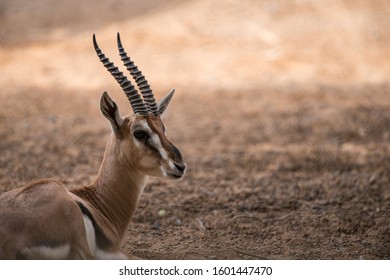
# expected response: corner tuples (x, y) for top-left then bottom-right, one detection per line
(151, 133), (169, 160)
(21, 244), (70, 259)
(136, 120), (170, 161)
(134, 119), (179, 177)
(160, 166), (167, 176)
(168, 160), (176, 169)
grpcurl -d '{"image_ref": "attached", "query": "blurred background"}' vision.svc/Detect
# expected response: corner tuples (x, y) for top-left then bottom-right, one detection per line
(0, 0), (389, 259)
(1, 0), (389, 91)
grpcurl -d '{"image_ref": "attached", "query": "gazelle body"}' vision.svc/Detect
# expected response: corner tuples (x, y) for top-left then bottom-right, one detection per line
(0, 34), (185, 259)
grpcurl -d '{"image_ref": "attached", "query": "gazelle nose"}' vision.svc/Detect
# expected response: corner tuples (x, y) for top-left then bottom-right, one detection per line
(174, 162), (186, 172)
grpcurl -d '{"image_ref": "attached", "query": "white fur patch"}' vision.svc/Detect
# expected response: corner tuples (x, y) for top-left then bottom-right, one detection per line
(151, 133), (168, 160)
(137, 120), (171, 161)
(133, 120), (152, 149)
(95, 249), (128, 260)
(83, 215), (96, 254)
(21, 244), (70, 259)
(81, 215), (128, 259)
(135, 120), (176, 177)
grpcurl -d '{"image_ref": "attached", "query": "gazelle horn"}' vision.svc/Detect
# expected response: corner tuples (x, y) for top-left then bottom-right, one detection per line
(93, 34), (149, 115)
(117, 33), (159, 116)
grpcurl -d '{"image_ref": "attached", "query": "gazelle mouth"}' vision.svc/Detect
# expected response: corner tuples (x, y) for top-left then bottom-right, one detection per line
(166, 173), (183, 179)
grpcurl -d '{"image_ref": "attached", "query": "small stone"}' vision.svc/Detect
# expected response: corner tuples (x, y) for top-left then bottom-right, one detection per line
(158, 209), (167, 217)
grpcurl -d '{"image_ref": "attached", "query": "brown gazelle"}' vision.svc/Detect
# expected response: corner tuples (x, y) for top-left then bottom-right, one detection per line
(0, 33), (185, 259)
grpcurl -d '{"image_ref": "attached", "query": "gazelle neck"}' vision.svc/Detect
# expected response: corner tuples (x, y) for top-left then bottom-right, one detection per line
(78, 134), (148, 239)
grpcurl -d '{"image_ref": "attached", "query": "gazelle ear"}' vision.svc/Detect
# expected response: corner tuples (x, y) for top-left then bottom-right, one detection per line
(100, 92), (124, 134)
(157, 89), (175, 115)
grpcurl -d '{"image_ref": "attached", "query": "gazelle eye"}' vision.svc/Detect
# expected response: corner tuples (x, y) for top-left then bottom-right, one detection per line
(133, 130), (149, 142)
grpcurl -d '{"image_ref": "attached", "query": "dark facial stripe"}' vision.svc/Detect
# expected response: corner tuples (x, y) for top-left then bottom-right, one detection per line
(145, 115), (183, 163)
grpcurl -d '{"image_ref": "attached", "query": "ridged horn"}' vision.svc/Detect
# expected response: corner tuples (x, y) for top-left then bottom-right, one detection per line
(93, 34), (148, 115)
(117, 33), (159, 116)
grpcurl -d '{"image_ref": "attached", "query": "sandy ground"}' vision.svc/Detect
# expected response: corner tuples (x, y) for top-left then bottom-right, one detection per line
(0, 0), (389, 259)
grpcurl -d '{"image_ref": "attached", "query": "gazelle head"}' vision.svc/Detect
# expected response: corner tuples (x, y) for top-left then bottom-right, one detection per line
(93, 33), (185, 179)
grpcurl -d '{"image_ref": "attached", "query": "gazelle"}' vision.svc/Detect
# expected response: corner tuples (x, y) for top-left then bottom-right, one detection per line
(0, 33), (185, 259)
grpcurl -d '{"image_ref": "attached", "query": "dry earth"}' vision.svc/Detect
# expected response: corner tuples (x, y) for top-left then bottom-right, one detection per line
(0, 0), (389, 259)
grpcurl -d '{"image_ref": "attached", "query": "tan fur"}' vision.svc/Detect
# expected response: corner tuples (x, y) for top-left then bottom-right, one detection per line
(146, 115), (182, 162)
(0, 109), (185, 259)
(0, 34), (184, 259)
(0, 180), (93, 259)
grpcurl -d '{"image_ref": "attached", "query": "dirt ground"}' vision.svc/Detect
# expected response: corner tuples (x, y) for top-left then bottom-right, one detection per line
(0, 0), (389, 259)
